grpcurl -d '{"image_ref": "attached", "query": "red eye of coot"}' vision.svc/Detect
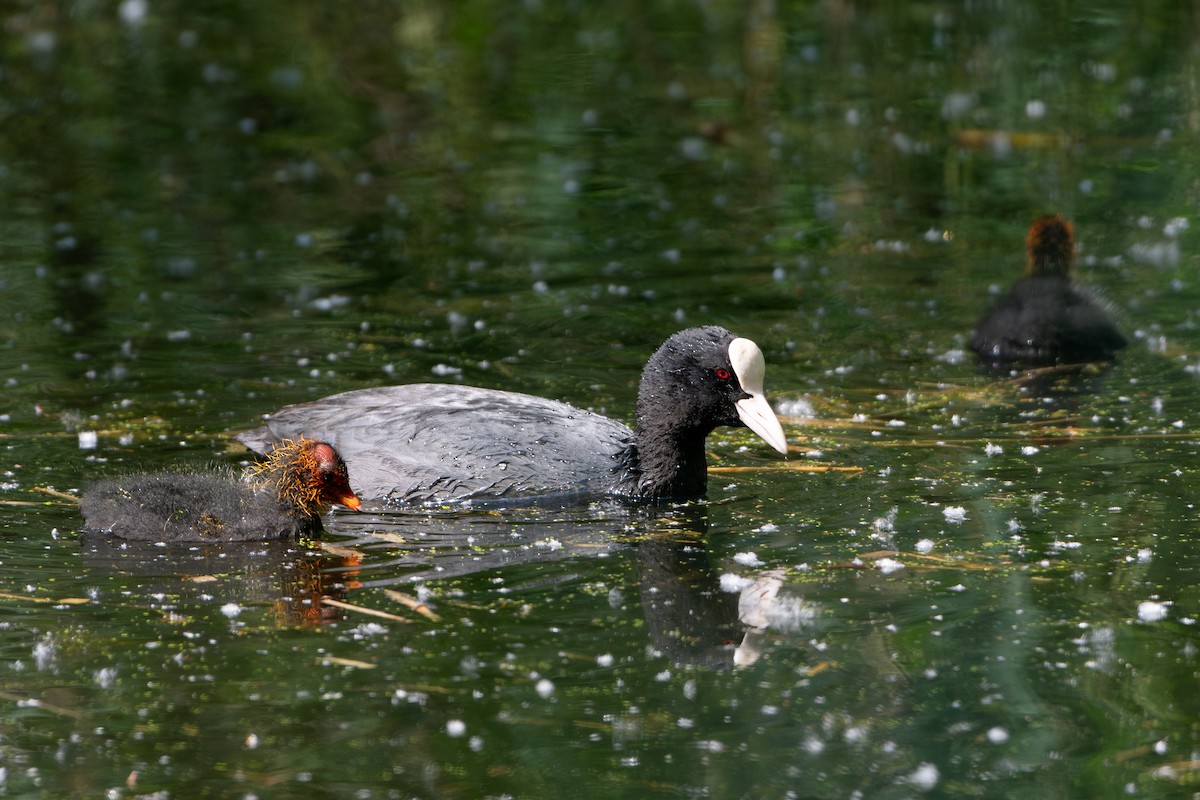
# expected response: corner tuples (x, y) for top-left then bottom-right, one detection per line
(715, 368), (730, 380)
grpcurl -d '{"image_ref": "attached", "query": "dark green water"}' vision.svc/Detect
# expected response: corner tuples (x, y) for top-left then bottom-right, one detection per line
(4, 1), (1200, 797)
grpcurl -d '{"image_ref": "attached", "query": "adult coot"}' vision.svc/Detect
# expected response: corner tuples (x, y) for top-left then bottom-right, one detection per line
(970, 215), (1126, 365)
(82, 438), (361, 541)
(236, 326), (788, 505)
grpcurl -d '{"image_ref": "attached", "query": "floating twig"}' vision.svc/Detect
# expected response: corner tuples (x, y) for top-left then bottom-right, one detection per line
(0, 690), (87, 719)
(34, 486), (80, 502)
(382, 589), (442, 622)
(320, 597), (412, 623)
(320, 656), (376, 669)
(709, 463), (863, 474)
(0, 591), (90, 605)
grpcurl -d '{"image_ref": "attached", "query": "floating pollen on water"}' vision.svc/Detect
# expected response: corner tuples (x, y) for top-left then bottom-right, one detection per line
(1138, 601), (1169, 622)
(876, 558), (905, 575)
(733, 552), (764, 567)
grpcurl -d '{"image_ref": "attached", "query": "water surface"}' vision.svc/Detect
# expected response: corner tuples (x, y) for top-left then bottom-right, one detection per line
(3, 2), (1200, 797)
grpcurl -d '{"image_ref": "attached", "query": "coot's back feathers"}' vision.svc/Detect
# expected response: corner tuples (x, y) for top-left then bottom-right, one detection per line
(236, 326), (787, 506)
(970, 215), (1126, 365)
(239, 384), (636, 504)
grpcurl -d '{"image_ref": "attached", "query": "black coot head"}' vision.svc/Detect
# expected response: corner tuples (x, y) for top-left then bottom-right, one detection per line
(636, 326), (787, 451)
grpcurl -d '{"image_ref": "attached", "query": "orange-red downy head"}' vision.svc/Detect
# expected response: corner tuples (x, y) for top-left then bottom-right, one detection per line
(1025, 214), (1075, 277)
(309, 440), (362, 511)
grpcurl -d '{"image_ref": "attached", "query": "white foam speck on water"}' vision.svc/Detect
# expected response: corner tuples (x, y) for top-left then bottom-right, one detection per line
(1021, 445), (1040, 456)
(1138, 601), (1169, 622)
(1130, 240), (1181, 267)
(936, 348), (966, 364)
(876, 558), (905, 575)
(986, 727), (1010, 744)
(984, 442), (1003, 456)
(446, 720), (466, 737)
(535, 679), (555, 699)
(775, 397), (814, 417)
(94, 667), (117, 688)
(942, 506), (967, 523)
(350, 623), (387, 639)
(915, 538), (935, 554)
(118, 0), (148, 27)
(733, 552), (764, 567)
(309, 294), (351, 311)
(33, 635), (55, 671)
(220, 603), (242, 618)
(596, 653), (614, 668)
(874, 507), (898, 533)
(906, 762), (940, 791)
(78, 431), (98, 450)
(719, 573), (753, 592)
(1164, 217), (1190, 237)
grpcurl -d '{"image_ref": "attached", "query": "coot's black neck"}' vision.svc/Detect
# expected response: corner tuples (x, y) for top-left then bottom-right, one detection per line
(626, 421), (710, 499)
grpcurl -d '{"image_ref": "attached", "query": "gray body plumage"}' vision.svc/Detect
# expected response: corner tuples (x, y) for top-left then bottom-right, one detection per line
(81, 470), (314, 541)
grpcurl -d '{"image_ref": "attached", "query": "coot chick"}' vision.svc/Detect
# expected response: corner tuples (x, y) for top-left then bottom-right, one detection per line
(236, 326), (788, 505)
(970, 215), (1126, 365)
(81, 438), (362, 541)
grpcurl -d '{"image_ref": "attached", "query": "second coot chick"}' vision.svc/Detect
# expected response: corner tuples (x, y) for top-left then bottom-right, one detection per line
(236, 326), (789, 505)
(81, 438), (361, 542)
(970, 215), (1126, 365)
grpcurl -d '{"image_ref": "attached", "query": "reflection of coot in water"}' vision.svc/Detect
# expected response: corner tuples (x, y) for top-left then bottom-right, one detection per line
(636, 533), (742, 669)
(81, 438), (361, 541)
(80, 537), (361, 626)
(237, 326), (788, 505)
(634, 523), (822, 670)
(970, 215), (1126, 366)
